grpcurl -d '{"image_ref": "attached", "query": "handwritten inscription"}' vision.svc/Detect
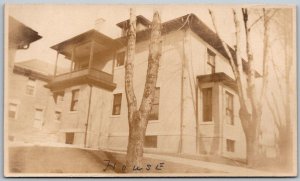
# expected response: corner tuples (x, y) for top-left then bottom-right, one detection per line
(103, 160), (165, 172)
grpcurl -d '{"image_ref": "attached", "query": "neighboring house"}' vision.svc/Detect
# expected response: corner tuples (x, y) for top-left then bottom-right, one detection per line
(46, 14), (256, 160)
(8, 59), (65, 143)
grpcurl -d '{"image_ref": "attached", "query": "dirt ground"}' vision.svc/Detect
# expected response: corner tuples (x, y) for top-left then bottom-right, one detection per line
(8, 146), (222, 175)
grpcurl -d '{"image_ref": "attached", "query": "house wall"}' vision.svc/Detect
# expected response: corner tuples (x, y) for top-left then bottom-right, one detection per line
(220, 85), (246, 160)
(107, 30), (184, 153)
(57, 83), (113, 148)
(187, 29), (246, 159)
(7, 71), (56, 143)
(58, 84), (90, 146)
(86, 86), (112, 149)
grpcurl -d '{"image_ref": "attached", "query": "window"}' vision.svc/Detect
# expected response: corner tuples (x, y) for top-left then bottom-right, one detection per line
(112, 93), (122, 115)
(8, 103), (18, 119)
(34, 108), (43, 128)
(70, 89), (79, 111)
(207, 49), (216, 74)
(54, 92), (64, 103)
(58, 94), (64, 102)
(55, 111), (61, 121)
(65, 132), (74, 144)
(148, 87), (160, 120)
(225, 91), (234, 125)
(226, 139), (235, 152)
(202, 88), (213, 122)
(25, 78), (36, 96)
(144, 136), (157, 148)
(115, 51), (125, 67)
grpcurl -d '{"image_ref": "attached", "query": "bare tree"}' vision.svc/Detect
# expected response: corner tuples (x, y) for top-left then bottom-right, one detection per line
(209, 8), (276, 166)
(124, 8), (162, 172)
(265, 9), (293, 169)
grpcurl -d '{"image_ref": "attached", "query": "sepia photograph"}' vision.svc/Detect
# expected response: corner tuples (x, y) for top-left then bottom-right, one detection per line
(4, 4), (297, 177)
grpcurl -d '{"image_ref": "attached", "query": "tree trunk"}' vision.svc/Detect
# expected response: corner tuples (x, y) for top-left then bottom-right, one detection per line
(126, 111), (147, 171)
(242, 8), (263, 166)
(125, 10), (162, 172)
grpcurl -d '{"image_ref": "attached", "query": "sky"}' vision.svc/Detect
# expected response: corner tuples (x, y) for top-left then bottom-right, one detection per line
(7, 4), (240, 65)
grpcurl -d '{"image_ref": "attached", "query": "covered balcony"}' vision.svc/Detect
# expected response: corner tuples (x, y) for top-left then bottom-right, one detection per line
(46, 30), (117, 91)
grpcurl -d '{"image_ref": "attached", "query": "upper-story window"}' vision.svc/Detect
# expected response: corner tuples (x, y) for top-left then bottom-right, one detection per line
(33, 108), (44, 128)
(202, 88), (212, 122)
(112, 93), (122, 115)
(70, 89), (79, 111)
(148, 87), (160, 120)
(207, 49), (216, 74)
(225, 91), (234, 125)
(54, 91), (64, 104)
(55, 111), (62, 122)
(115, 51), (125, 67)
(8, 102), (18, 119)
(25, 78), (36, 96)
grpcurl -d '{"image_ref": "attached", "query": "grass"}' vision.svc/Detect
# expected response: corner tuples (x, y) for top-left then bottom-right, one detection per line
(8, 146), (222, 174)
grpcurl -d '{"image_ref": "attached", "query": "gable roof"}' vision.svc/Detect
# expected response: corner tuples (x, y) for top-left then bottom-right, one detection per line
(14, 59), (67, 81)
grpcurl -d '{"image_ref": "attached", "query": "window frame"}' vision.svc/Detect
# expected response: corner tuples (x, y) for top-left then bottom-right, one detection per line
(207, 48), (216, 74)
(115, 51), (126, 67)
(25, 77), (36, 96)
(144, 135), (158, 148)
(33, 108), (44, 128)
(8, 102), (19, 120)
(54, 91), (65, 103)
(112, 93), (122, 115)
(225, 91), (234, 125)
(202, 87), (213, 122)
(70, 89), (80, 112)
(55, 111), (62, 122)
(226, 139), (235, 152)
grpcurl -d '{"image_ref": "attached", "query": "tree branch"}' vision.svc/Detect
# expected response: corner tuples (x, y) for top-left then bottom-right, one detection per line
(265, 95), (281, 129)
(209, 8), (250, 126)
(260, 8), (271, 100)
(125, 8), (138, 123)
(139, 11), (162, 116)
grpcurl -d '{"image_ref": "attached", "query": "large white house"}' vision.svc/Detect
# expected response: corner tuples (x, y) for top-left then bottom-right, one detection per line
(45, 14), (256, 161)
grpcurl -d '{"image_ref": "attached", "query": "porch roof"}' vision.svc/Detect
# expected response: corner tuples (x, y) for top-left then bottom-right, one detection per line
(50, 29), (116, 59)
(197, 73), (237, 91)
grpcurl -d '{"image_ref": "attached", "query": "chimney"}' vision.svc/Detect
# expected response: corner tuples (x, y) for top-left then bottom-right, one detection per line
(94, 18), (106, 32)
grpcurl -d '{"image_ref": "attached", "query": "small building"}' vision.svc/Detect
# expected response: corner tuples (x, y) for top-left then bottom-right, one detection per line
(46, 14), (254, 161)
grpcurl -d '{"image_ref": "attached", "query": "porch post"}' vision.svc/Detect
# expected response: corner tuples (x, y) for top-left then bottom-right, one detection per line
(54, 51), (59, 77)
(70, 47), (75, 72)
(88, 41), (95, 70)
